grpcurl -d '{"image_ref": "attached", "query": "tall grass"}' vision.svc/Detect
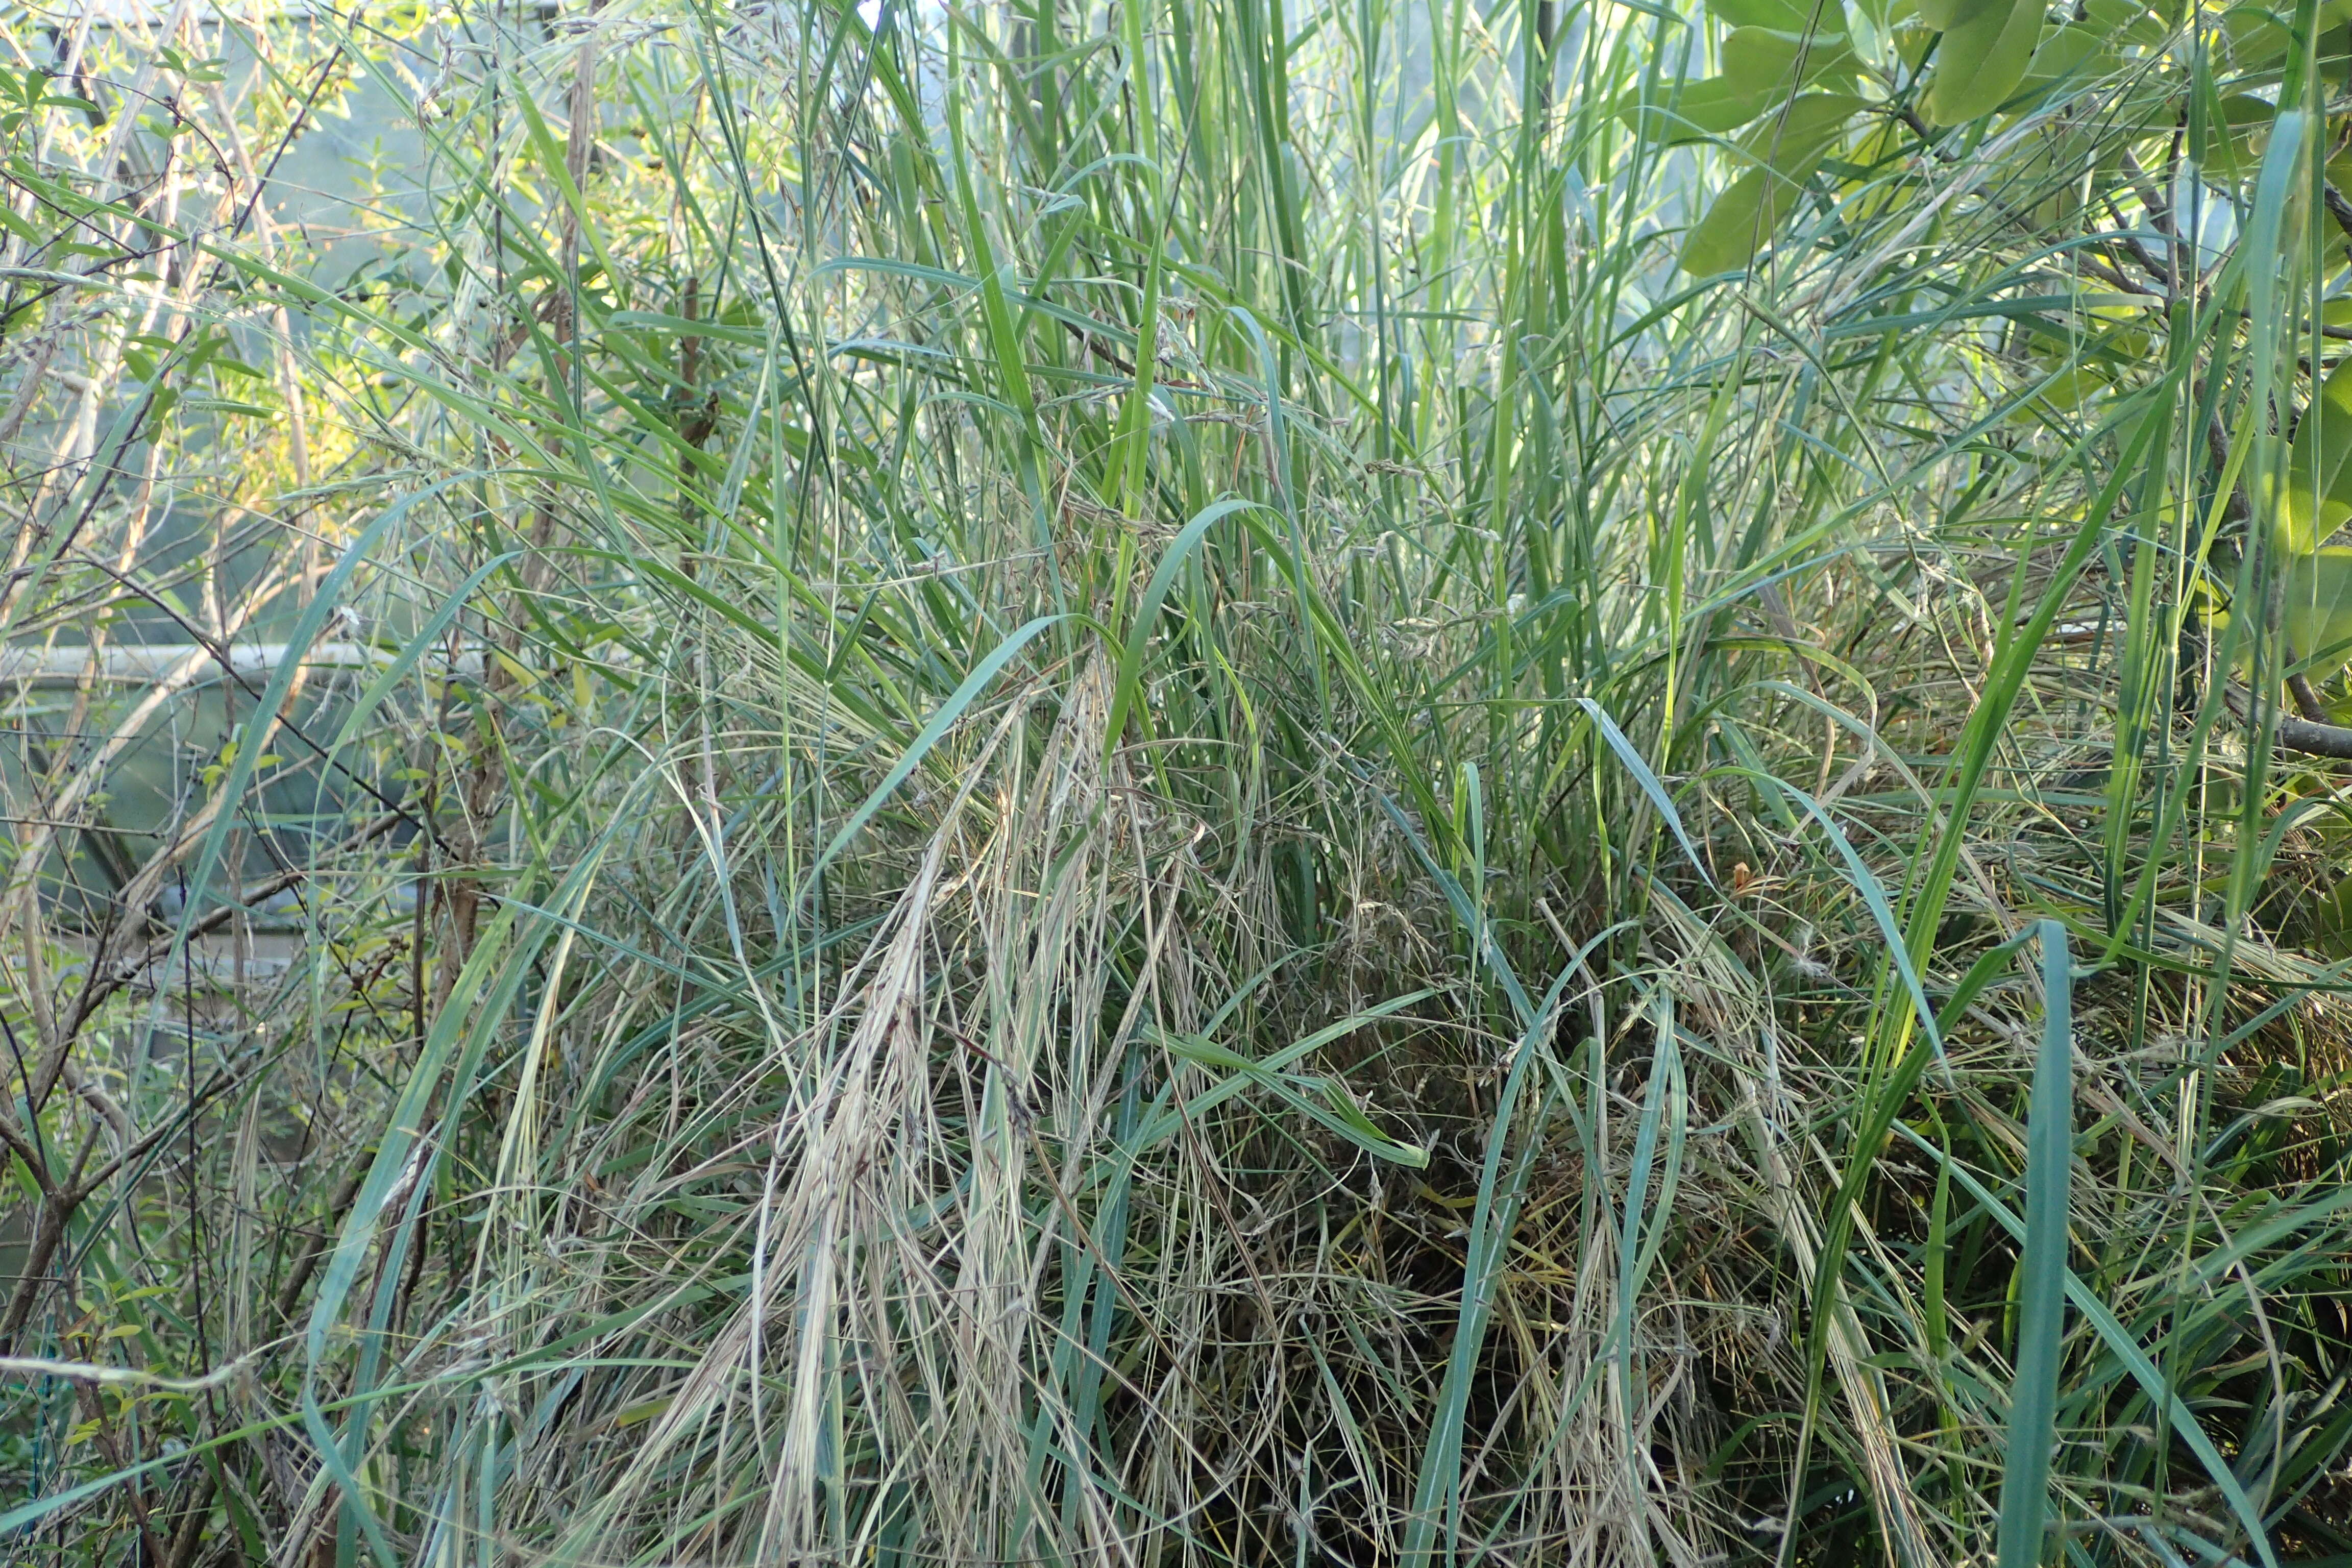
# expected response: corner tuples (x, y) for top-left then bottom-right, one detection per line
(5, 0), (2352, 1562)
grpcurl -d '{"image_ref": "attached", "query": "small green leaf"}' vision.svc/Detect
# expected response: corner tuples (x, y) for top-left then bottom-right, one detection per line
(1923, 0), (2046, 126)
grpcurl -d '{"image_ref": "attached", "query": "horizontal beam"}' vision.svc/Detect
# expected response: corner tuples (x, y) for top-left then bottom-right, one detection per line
(0, 643), (484, 689)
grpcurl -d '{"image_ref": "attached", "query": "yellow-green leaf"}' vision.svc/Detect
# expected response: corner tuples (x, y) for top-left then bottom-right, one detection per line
(1924, 0), (2046, 126)
(610, 1397), (673, 1429)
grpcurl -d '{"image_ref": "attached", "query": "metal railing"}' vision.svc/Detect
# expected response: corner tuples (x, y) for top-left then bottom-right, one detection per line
(0, 642), (484, 687)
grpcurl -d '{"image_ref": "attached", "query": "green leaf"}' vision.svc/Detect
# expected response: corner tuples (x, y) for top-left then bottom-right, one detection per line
(1719, 24), (1858, 99)
(1578, 697), (1718, 888)
(1129, 990), (1438, 1157)
(1621, 20), (1854, 142)
(2282, 356), (2352, 553)
(330, 552), (521, 753)
(1681, 174), (1795, 279)
(1706, 0), (1844, 26)
(2205, 91), (2279, 184)
(1155, 1028), (1429, 1167)
(1923, 0), (2047, 125)
(1621, 76), (1780, 143)
(2219, 3), (2296, 71)
(2016, 20), (2111, 99)
(1106, 498), (1266, 748)
(1901, 1124), (2284, 1568)
(1731, 87), (1864, 163)
(1916, 0), (2006, 30)
(2281, 548), (2352, 674)
(2081, 0), (2164, 42)
(808, 613), (1070, 881)
(1400, 950), (1593, 1568)
(1680, 93), (1862, 274)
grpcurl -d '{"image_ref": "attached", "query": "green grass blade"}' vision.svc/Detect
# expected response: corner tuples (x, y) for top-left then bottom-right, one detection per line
(1996, 920), (2073, 1568)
